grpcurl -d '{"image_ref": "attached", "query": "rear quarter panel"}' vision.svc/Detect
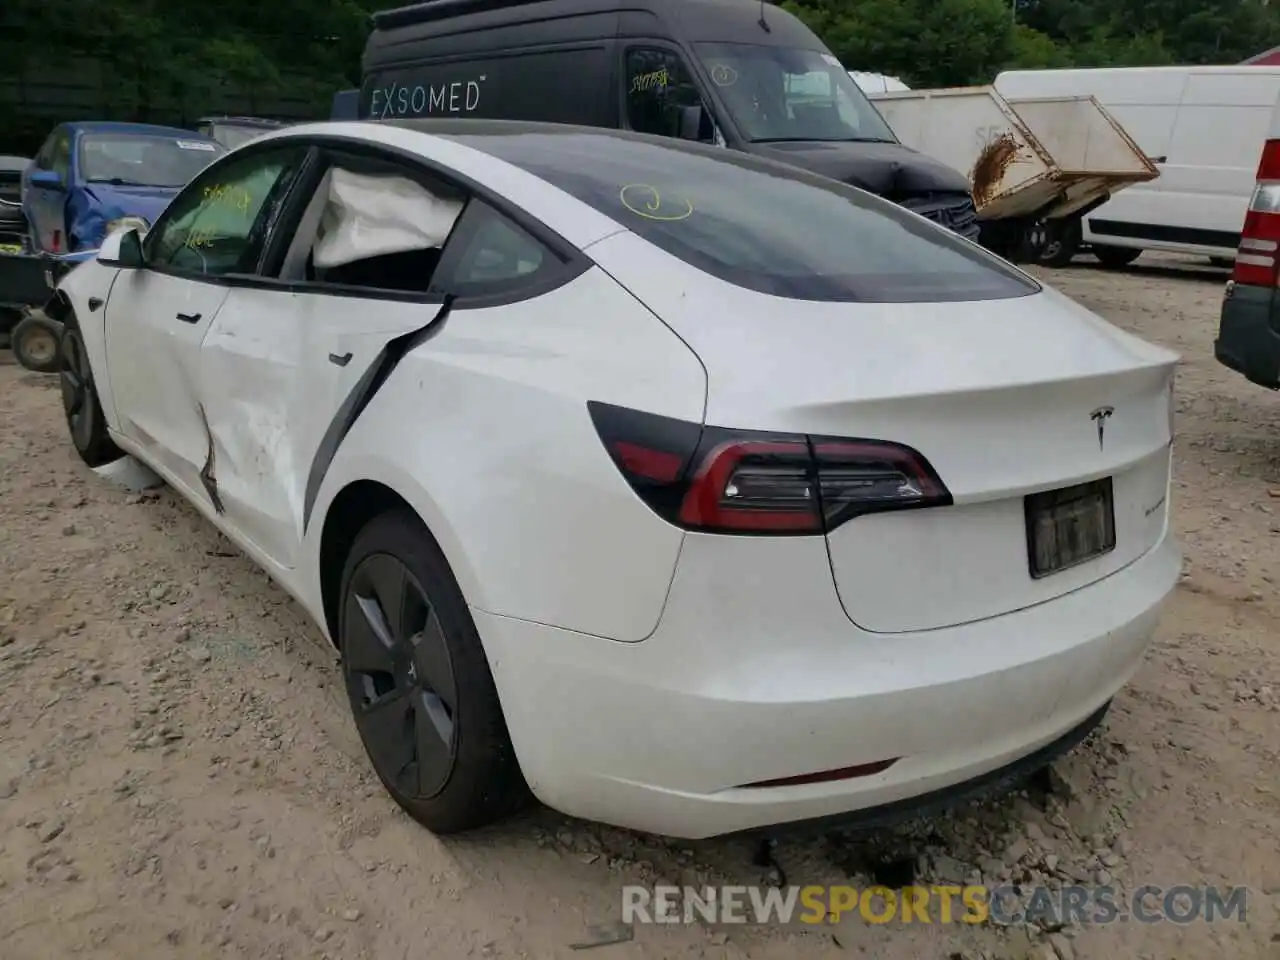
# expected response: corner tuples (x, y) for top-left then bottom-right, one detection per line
(303, 267), (708, 643)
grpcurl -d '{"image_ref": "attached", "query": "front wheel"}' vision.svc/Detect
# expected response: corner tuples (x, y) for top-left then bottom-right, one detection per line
(1093, 245), (1142, 269)
(59, 314), (123, 466)
(338, 509), (527, 834)
(12, 310), (63, 373)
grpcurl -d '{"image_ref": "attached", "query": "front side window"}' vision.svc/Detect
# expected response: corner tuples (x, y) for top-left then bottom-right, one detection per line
(49, 131), (73, 176)
(624, 48), (705, 139)
(33, 131), (59, 170)
(145, 146), (305, 277)
(79, 133), (225, 188)
(693, 43), (896, 144)
(446, 130), (1037, 303)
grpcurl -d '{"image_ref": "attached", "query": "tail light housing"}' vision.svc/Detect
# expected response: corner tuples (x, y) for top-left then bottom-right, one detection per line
(1232, 138), (1280, 287)
(589, 401), (951, 535)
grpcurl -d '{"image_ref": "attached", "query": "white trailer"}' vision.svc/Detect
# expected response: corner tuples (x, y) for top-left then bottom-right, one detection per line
(995, 65), (1280, 266)
(869, 85), (1158, 264)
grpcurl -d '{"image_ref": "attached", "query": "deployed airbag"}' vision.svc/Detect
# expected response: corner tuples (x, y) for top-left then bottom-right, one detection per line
(312, 168), (463, 269)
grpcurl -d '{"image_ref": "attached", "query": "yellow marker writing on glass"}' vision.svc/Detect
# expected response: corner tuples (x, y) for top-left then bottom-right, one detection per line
(619, 184), (693, 222)
(709, 63), (738, 86)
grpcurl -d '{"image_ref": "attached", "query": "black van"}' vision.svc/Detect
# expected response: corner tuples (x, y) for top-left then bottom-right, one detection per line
(360, 0), (980, 240)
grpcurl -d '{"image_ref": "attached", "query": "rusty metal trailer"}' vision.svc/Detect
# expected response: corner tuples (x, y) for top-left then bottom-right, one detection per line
(867, 85), (1159, 263)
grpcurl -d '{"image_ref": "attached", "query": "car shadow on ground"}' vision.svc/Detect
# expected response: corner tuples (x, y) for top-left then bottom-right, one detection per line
(1068, 257), (1230, 285)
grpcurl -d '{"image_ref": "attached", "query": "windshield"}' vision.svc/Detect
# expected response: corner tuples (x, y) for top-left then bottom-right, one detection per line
(79, 133), (225, 188)
(446, 129), (1037, 303)
(694, 43), (897, 144)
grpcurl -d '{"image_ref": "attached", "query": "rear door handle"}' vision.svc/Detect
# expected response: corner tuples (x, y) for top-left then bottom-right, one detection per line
(328, 352), (352, 366)
(176, 312), (201, 324)
(88, 297), (103, 311)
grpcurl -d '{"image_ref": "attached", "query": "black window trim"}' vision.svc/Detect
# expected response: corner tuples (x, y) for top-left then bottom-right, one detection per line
(134, 132), (590, 310)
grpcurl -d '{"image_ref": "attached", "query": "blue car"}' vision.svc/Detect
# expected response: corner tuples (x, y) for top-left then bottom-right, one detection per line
(21, 121), (226, 254)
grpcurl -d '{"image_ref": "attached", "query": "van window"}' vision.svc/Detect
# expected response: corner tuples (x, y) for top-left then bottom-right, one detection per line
(694, 42), (896, 144)
(624, 49), (705, 138)
(446, 129), (1038, 303)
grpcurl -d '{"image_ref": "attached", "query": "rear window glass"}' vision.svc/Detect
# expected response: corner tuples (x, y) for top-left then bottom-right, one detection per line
(444, 131), (1037, 303)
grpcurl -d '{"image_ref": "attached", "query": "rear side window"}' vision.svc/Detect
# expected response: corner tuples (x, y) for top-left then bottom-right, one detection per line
(363, 47), (614, 126)
(447, 131), (1038, 303)
(434, 200), (568, 300)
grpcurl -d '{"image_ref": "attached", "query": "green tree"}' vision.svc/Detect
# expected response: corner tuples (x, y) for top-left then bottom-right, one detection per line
(783, 0), (1015, 86)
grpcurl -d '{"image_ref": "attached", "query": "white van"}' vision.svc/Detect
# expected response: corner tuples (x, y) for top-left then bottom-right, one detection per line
(995, 65), (1280, 267)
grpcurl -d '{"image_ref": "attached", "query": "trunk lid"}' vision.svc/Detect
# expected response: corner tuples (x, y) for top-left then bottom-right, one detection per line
(587, 232), (1177, 632)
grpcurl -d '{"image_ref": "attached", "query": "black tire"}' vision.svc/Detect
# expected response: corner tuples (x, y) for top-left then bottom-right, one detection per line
(59, 312), (123, 467)
(1010, 220), (1046, 264)
(1093, 245), (1142, 269)
(338, 509), (526, 833)
(11, 310), (63, 374)
(1038, 219), (1082, 268)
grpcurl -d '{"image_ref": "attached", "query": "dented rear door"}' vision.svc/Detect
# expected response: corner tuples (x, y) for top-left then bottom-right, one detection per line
(195, 286), (435, 568)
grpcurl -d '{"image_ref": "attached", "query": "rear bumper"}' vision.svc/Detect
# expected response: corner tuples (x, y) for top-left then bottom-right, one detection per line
(1215, 282), (1280, 389)
(477, 529), (1179, 839)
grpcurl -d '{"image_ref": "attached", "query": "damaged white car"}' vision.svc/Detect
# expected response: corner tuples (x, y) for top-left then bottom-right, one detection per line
(53, 120), (1179, 840)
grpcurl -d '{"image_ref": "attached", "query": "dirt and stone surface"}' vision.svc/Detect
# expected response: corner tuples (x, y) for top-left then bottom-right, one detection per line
(0, 255), (1277, 959)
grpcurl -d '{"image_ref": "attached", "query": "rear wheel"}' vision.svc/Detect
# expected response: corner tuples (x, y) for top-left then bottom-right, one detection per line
(1037, 219), (1082, 268)
(59, 313), (123, 466)
(1093, 245), (1141, 269)
(338, 509), (526, 833)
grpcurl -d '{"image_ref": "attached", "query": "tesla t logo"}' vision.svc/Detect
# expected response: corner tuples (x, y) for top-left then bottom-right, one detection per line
(1091, 406), (1114, 449)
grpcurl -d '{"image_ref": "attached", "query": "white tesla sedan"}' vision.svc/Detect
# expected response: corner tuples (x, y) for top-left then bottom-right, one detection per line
(51, 119), (1180, 840)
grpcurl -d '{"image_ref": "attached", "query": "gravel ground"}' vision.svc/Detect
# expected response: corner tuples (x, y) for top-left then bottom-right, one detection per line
(0, 255), (1277, 960)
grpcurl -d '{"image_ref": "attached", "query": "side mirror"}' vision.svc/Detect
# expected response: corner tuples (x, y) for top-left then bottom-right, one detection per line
(98, 228), (145, 268)
(29, 169), (65, 190)
(678, 104), (714, 142)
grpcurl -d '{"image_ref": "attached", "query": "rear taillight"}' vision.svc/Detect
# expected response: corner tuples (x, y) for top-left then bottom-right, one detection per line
(1233, 139), (1280, 287)
(588, 401), (951, 535)
(51, 230), (62, 254)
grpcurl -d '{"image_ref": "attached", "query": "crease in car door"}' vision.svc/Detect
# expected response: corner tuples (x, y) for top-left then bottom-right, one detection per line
(103, 270), (230, 495)
(195, 159), (467, 569)
(107, 141), (315, 507)
(197, 287), (445, 569)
